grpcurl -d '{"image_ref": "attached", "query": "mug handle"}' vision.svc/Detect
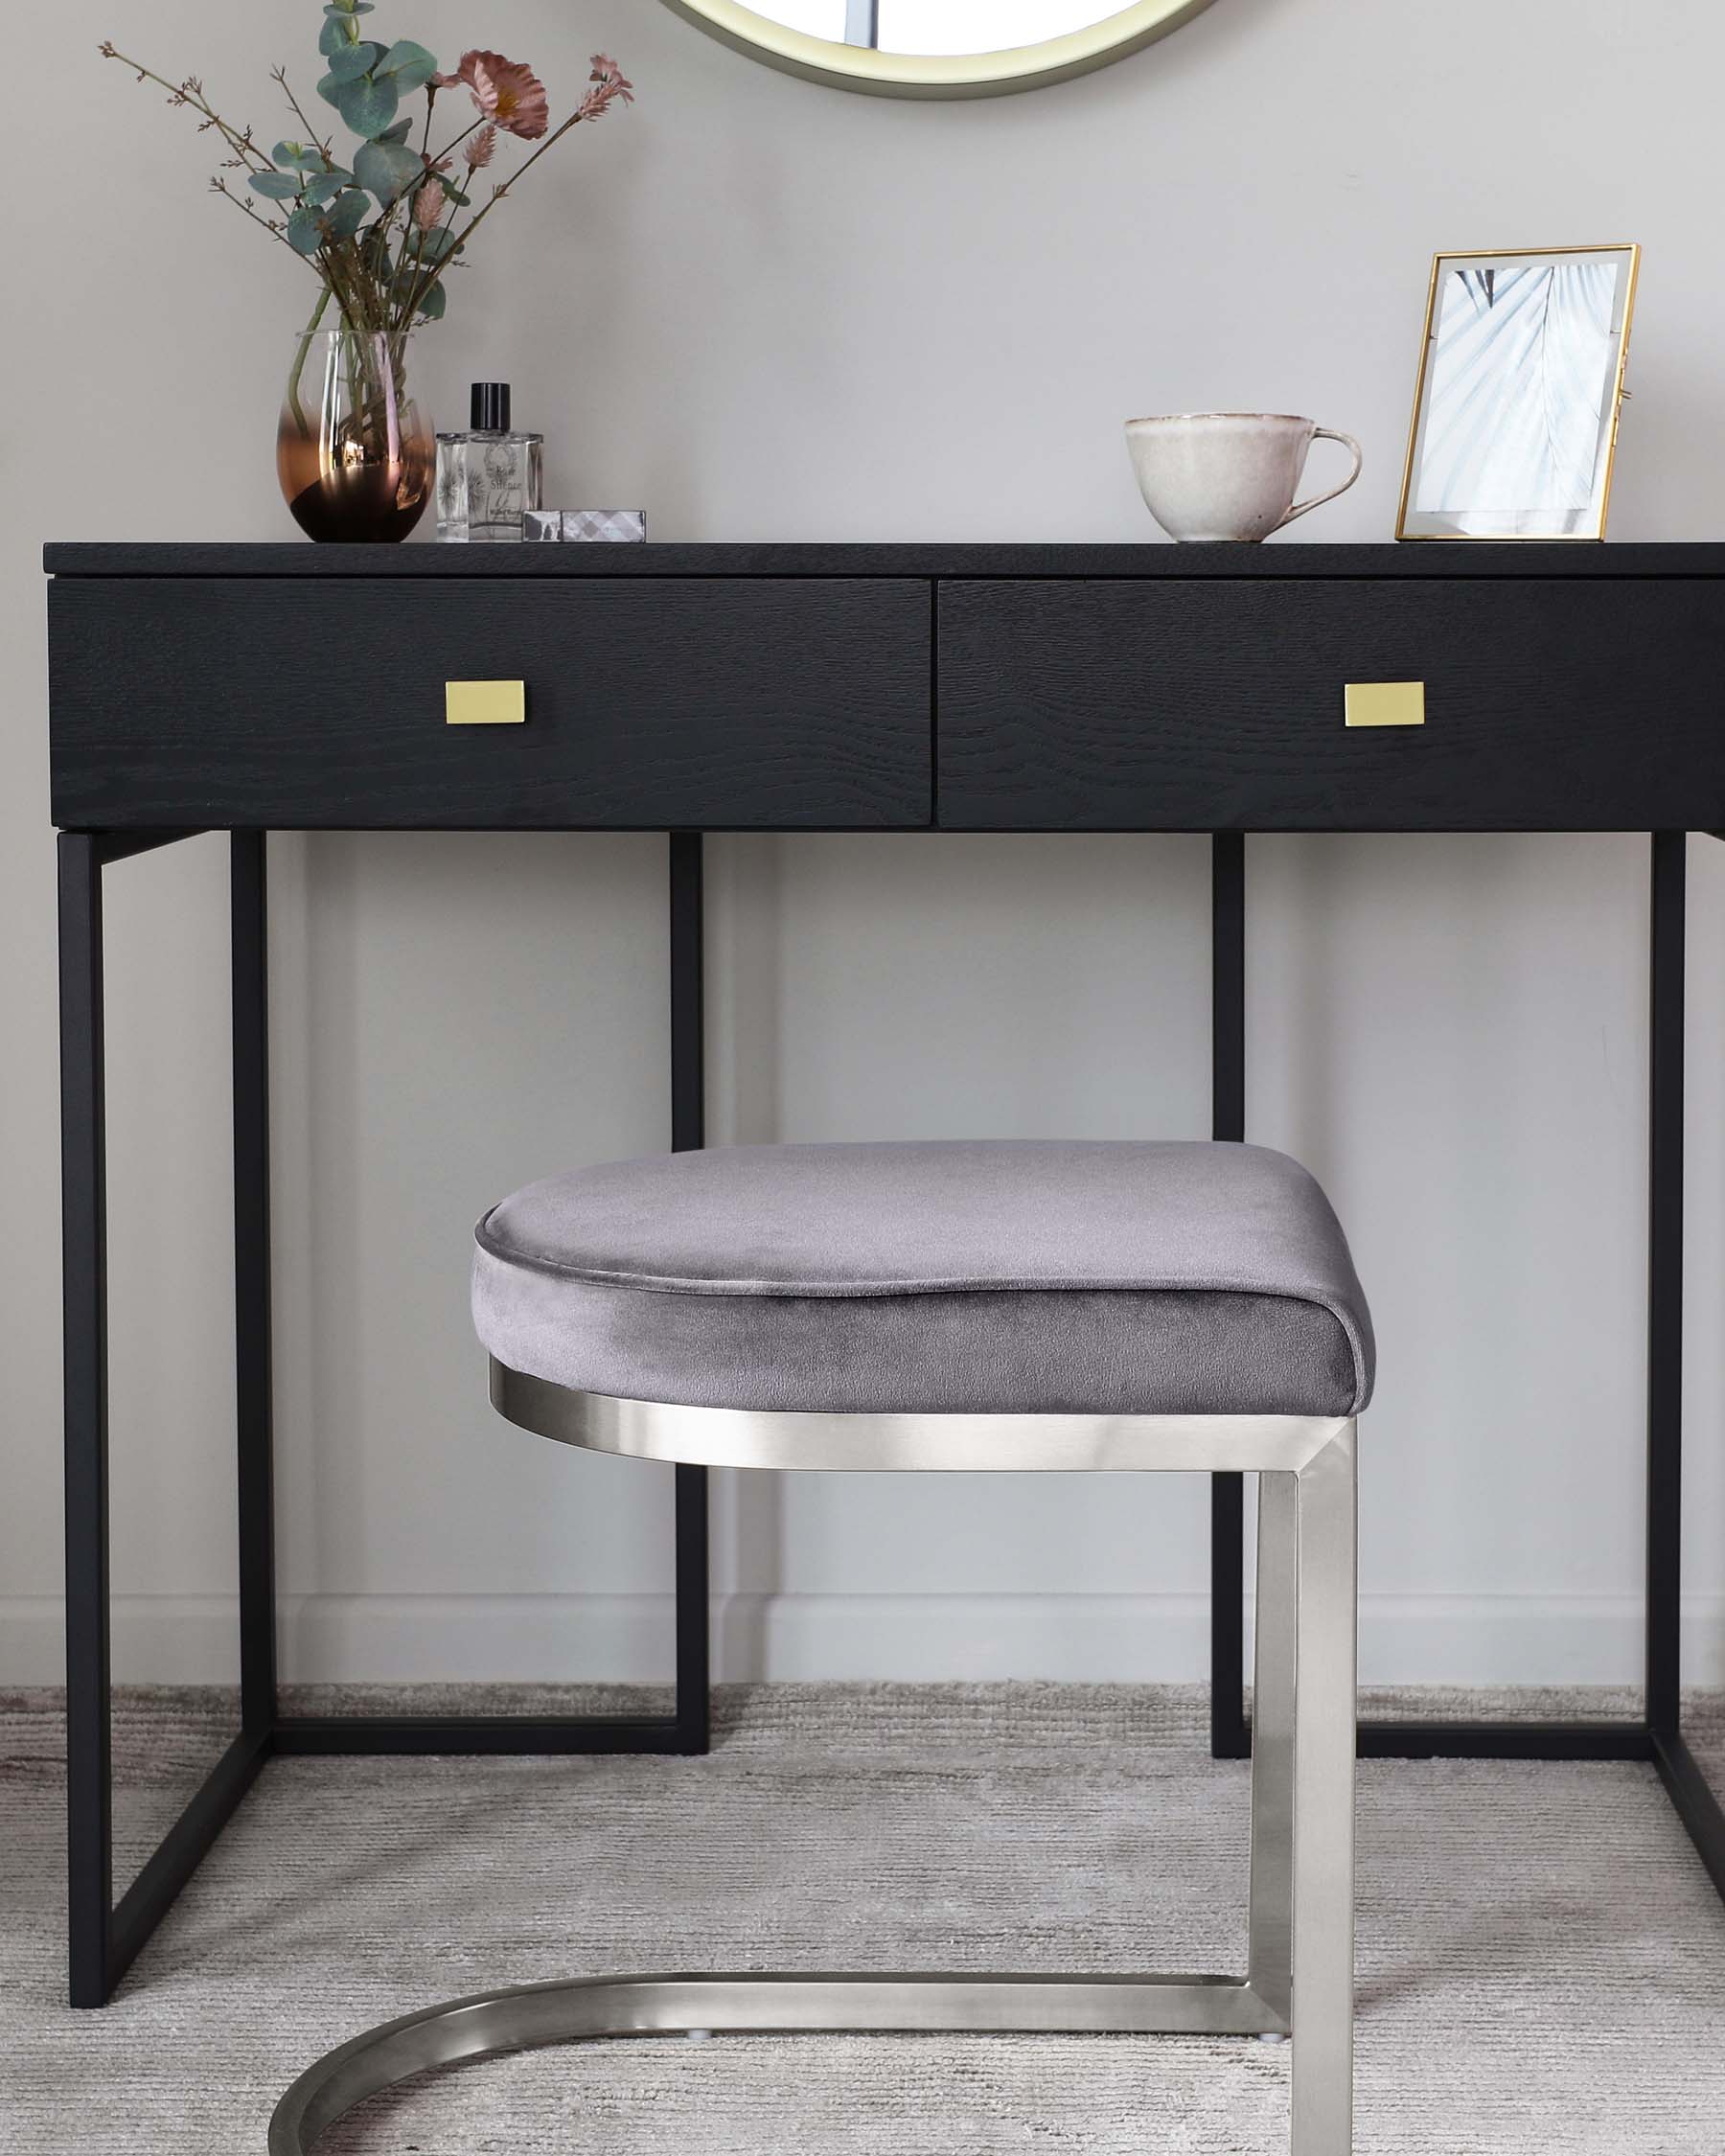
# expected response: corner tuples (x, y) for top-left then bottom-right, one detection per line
(1276, 428), (1364, 531)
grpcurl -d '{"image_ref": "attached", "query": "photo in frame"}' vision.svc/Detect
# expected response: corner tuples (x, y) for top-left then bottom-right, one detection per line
(1396, 244), (1639, 541)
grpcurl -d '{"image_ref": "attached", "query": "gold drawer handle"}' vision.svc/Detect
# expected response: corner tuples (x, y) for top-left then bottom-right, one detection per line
(447, 680), (526, 726)
(1345, 681), (1424, 728)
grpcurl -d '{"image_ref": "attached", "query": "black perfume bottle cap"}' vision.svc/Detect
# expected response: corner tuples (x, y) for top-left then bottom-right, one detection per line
(471, 381), (512, 432)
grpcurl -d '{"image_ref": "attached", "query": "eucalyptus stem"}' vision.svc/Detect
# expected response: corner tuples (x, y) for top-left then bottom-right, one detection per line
(318, 240), (367, 335)
(286, 285), (334, 436)
(274, 68), (335, 168)
(211, 176), (326, 271)
(100, 47), (275, 172)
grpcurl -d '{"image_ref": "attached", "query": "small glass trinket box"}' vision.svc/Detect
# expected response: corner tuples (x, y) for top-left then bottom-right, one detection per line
(523, 510), (647, 542)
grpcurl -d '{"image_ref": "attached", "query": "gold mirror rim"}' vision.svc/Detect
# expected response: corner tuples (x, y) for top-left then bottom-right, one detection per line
(658, 0), (1221, 99)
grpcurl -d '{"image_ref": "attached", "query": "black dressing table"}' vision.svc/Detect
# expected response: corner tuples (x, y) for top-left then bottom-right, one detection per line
(43, 539), (1725, 2004)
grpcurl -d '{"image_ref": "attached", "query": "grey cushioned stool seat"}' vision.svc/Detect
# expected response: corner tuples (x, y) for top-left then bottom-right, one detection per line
(472, 1138), (1374, 1418)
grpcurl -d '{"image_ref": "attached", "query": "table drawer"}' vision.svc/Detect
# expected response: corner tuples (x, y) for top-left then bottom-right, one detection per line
(937, 578), (1725, 830)
(50, 578), (932, 829)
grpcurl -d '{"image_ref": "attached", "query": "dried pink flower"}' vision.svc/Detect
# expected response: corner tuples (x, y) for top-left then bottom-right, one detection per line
(476, 57), (549, 139)
(434, 50), (548, 139)
(413, 179), (443, 230)
(577, 55), (634, 122)
(464, 123), (496, 170)
(578, 52), (634, 119)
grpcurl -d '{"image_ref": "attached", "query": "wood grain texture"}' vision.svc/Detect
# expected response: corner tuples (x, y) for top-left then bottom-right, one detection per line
(50, 579), (932, 830)
(45, 541), (1725, 583)
(936, 578), (1725, 831)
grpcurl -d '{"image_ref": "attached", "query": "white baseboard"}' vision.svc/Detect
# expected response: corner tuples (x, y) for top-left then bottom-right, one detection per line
(1, 1590), (1720, 1686)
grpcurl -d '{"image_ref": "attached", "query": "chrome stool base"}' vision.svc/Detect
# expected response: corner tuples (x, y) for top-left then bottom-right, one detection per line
(270, 1970), (1291, 2153)
(272, 1381), (1357, 2154)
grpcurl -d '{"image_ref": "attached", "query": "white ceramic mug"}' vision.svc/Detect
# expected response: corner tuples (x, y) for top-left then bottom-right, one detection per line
(1124, 412), (1364, 542)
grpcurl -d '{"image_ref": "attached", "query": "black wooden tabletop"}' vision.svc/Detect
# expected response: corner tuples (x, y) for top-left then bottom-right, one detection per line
(43, 540), (1725, 580)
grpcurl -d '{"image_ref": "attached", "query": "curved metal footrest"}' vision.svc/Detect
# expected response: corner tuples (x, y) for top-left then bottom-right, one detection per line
(271, 1969), (1289, 2152)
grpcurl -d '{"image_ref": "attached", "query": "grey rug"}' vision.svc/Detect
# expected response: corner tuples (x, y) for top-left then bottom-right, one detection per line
(4, 1684), (1724, 2154)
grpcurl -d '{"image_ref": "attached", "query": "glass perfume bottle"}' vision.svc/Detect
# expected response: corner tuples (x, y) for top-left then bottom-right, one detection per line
(435, 382), (544, 542)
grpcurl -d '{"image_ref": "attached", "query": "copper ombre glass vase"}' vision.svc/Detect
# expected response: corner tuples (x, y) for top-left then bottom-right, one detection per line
(277, 325), (434, 543)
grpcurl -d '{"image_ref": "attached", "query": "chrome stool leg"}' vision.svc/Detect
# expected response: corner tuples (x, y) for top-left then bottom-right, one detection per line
(1290, 1423), (1358, 2156)
(269, 1404), (1357, 2156)
(1249, 1468), (1299, 2030)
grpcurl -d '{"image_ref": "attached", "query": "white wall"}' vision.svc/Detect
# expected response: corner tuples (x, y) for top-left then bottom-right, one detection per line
(3, 0), (1722, 1689)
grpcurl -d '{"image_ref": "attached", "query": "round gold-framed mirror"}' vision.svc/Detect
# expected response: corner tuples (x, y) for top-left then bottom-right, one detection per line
(658, 1), (1220, 100)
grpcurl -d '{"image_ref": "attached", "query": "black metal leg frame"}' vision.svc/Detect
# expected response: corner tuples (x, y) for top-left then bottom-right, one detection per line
(1208, 830), (1725, 1906)
(59, 828), (1725, 2005)
(58, 828), (711, 2007)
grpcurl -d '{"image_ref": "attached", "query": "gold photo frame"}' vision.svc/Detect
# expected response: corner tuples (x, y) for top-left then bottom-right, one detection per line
(1395, 244), (1639, 541)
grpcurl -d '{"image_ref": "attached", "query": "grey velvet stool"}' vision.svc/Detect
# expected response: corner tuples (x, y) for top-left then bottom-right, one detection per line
(273, 1139), (1370, 2156)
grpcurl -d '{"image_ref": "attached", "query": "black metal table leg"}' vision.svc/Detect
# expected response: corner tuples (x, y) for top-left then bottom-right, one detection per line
(1646, 828), (1685, 1744)
(670, 831), (712, 1755)
(277, 832), (710, 1758)
(60, 833), (112, 2007)
(233, 833), (277, 1745)
(1357, 836), (1705, 1772)
(1644, 833), (1725, 1891)
(67, 828), (716, 2002)
(61, 828), (271, 2007)
(1209, 834), (1249, 1761)
(1215, 832), (1701, 1773)
(1344, 837), (1690, 1763)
